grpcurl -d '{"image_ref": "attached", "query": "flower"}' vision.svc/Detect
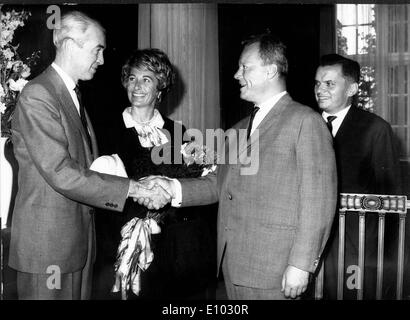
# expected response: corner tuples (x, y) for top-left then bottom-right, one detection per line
(110, 140), (218, 299)
(8, 78), (28, 92)
(0, 101), (6, 114)
(1, 8), (40, 138)
(181, 141), (218, 168)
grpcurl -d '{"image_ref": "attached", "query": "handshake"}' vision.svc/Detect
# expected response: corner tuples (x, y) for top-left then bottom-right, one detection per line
(128, 176), (177, 210)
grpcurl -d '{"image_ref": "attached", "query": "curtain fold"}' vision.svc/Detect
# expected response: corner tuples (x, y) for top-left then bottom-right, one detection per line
(138, 3), (220, 134)
(375, 5), (410, 159)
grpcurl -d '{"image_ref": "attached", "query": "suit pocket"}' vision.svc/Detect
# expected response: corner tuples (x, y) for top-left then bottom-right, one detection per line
(259, 222), (297, 231)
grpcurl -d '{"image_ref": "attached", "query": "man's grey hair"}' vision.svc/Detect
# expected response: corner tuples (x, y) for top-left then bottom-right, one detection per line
(53, 11), (105, 49)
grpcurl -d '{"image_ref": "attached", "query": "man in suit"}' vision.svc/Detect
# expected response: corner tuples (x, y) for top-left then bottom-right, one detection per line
(314, 53), (402, 299)
(147, 33), (337, 299)
(9, 11), (170, 300)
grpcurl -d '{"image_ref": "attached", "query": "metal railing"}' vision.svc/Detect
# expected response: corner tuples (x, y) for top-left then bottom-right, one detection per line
(315, 193), (410, 300)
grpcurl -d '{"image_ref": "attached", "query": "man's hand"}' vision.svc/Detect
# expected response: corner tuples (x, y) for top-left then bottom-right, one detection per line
(139, 175), (176, 198)
(128, 179), (171, 210)
(281, 265), (309, 299)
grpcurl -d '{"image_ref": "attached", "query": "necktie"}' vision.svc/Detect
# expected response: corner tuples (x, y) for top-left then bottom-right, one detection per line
(247, 106), (260, 140)
(326, 115), (337, 135)
(74, 85), (92, 148)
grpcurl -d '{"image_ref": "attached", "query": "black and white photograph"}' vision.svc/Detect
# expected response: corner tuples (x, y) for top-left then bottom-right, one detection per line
(1, 0), (410, 307)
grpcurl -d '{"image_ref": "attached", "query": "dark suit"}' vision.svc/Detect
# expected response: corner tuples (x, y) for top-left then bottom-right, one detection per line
(323, 105), (402, 300)
(180, 94), (338, 299)
(9, 66), (130, 299)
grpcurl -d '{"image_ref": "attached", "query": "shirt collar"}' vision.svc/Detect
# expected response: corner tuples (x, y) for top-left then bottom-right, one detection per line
(257, 91), (287, 111)
(51, 62), (76, 91)
(122, 107), (168, 148)
(322, 105), (351, 122)
(122, 107), (165, 129)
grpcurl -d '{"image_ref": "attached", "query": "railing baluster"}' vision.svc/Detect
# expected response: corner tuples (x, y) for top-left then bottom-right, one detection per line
(337, 210), (346, 300)
(357, 211), (366, 300)
(315, 194), (408, 300)
(396, 212), (406, 300)
(376, 212), (385, 300)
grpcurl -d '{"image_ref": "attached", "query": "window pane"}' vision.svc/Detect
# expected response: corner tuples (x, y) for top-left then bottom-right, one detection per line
(340, 26), (358, 55)
(337, 4), (357, 26)
(358, 4), (375, 25)
(358, 25), (376, 54)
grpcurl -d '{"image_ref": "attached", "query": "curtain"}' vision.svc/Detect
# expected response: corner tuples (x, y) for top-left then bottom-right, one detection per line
(138, 3), (220, 134)
(375, 5), (410, 160)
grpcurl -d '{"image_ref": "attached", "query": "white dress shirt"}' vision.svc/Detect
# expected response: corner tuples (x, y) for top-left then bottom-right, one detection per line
(322, 105), (351, 137)
(250, 91), (287, 136)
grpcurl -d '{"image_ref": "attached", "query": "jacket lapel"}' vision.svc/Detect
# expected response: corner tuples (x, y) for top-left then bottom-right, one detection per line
(238, 93), (291, 159)
(47, 68), (86, 136)
(46, 67), (95, 164)
(85, 110), (99, 160)
(334, 105), (356, 141)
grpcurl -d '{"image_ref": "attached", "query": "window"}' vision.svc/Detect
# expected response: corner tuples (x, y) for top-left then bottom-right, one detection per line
(337, 4), (410, 161)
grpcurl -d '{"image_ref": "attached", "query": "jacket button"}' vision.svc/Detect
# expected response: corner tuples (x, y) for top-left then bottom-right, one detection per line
(228, 194), (232, 200)
(113, 204), (118, 208)
(105, 202), (110, 206)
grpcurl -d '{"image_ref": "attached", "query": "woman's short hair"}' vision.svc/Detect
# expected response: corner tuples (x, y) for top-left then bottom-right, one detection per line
(53, 11), (104, 49)
(121, 48), (176, 94)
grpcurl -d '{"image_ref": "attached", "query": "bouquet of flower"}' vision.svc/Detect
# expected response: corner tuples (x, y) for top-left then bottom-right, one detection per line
(111, 141), (218, 299)
(1, 9), (40, 138)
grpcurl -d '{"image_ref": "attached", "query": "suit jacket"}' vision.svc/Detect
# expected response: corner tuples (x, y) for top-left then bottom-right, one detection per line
(333, 106), (401, 195)
(180, 94), (338, 289)
(332, 105), (401, 250)
(323, 106), (401, 299)
(9, 66), (129, 274)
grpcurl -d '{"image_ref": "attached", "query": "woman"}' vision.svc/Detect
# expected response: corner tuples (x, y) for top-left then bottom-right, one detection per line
(102, 49), (215, 299)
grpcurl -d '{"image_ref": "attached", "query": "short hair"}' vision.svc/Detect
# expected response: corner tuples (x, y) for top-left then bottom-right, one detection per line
(319, 53), (361, 83)
(121, 48), (175, 94)
(242, 32), (288, 77)
(53, 11), (105, 49)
